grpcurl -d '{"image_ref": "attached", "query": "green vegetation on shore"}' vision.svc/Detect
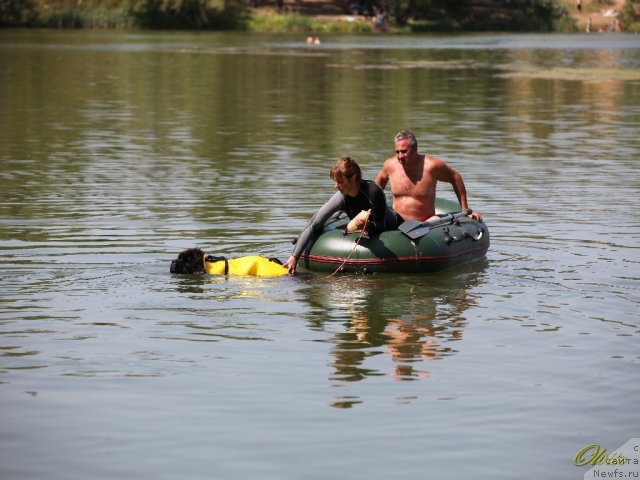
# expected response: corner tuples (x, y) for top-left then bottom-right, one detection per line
(0, 0), (242, 29)
(246, 12), (374, 33)
(620, 0), (640, 31)
(0, 0), (638, 32)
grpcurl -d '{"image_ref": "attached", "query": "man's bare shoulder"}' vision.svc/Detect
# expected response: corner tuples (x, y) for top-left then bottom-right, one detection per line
(423, 154), (445, 166)
(423, 154), (460, 182)
(382, 155), (399, 170)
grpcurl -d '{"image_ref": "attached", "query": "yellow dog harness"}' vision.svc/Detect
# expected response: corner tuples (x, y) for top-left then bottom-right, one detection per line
(204, 255), (288, 277)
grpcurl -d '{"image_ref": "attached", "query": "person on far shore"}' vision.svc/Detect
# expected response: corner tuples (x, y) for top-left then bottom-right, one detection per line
(285, 156), (400, 274)
(375, 130), (482, 223)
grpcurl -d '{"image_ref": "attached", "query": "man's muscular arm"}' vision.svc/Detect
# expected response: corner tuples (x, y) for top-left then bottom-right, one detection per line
(433, 160), (482, 221)
(431, 159), (466, 207)
(448, 169), (469, 211)
(375, 165), (389, 190)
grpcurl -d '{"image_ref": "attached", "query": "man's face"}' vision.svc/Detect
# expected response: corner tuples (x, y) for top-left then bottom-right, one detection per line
(333, 173), (358, 196)
(394, 139), (413, 165)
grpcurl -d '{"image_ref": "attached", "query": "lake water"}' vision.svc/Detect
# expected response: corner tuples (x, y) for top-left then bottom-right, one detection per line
(0, 30), (639, 480)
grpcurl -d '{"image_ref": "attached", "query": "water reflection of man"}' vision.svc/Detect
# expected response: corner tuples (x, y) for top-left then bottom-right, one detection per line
(302, 271), (485, 406)
(329, 314), (439, 383)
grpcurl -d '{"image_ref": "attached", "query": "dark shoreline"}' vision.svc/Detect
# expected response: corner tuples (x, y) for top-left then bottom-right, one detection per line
(0, 0), (582, 33)
(1, 0), (637, 33)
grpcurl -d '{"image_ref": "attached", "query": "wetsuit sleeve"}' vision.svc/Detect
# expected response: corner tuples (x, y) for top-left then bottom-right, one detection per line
(366, 183), (392, 234)
(291, 192), (344, 259)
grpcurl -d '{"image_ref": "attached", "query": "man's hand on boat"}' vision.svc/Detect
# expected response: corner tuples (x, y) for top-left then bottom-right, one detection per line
(467, 210), (483, 222)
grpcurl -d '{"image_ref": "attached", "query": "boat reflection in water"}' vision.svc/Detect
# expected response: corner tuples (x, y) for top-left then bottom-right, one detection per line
(301, 259), (488, 408)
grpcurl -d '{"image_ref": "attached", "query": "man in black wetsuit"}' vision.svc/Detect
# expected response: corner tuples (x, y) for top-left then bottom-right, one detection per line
(285, 156), (400, 274)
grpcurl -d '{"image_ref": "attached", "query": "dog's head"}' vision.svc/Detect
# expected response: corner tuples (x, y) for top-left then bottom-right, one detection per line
(170, 247), (206, 274)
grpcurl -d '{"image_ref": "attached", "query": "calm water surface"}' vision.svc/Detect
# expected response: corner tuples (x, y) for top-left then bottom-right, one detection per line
(1, 30), (639, 480)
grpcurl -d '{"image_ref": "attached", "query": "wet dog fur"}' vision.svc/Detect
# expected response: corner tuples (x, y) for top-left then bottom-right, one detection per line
(170, 247), (206, 274)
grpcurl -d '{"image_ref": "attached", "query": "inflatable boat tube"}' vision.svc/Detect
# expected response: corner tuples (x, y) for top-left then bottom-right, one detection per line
(297, 198), (490, 274)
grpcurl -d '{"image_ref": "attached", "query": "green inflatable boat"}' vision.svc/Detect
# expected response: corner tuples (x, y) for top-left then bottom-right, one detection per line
(297, 198), (490, 274)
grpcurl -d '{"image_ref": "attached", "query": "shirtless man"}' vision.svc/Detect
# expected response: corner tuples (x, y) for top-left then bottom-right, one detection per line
(375, 130), (482, 223)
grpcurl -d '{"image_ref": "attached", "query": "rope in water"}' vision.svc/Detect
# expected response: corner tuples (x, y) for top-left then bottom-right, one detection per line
(324, 214), (370, 279)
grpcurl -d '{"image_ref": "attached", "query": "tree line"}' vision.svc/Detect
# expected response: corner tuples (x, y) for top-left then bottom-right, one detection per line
(0, 0), (242, 29)
(0, 0), (638, 31)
